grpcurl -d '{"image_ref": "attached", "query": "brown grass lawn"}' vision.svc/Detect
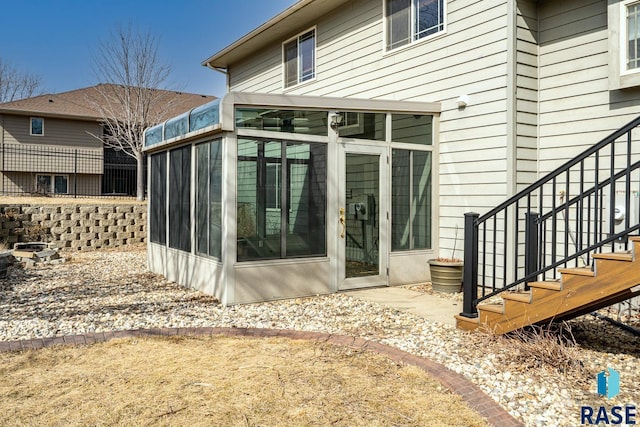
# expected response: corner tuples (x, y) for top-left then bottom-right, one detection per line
(0, 336), (488, 427)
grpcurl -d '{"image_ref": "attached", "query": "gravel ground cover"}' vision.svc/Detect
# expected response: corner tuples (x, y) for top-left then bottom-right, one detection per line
(1, 246), (638, 427)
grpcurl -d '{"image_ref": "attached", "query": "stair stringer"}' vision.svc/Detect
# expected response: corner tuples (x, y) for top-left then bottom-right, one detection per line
(457, 237), (640, 334)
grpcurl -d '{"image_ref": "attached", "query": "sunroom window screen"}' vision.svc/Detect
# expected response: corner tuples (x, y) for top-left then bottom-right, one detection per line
(150, 152), (167, 245)
(169, 146), (191, 252)
(392, 149), (432, 250)
(237, 138), (326, 261)
(196, 140), (222, 259)
(628, 3), (640, 69)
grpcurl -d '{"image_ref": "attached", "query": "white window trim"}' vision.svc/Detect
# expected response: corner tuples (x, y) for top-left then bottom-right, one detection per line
(621, 0), (640, 76)
(282, 26), (317, 89)
(609, 0), (640, 89)
(30, 117), (44, 136)
(382, 0), (447, 54)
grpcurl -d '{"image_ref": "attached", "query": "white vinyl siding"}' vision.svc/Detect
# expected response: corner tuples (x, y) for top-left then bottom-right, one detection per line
(515, 0), (539, 193)
(230, 0), (511, 258)
(538, 0), (640, 177)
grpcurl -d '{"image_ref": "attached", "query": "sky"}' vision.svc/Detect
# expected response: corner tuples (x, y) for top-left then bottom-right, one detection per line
(0, 0), (298, 98)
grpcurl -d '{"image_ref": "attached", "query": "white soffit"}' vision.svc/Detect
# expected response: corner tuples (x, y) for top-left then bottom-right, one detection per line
(202, 0), (350, 69)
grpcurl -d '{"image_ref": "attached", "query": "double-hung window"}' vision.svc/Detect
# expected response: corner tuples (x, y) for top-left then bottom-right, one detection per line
(386, 0), (445, 50)
(610, 0), (640, 88)
(628, 2), (640, 70)
(283, 29), (316, 88)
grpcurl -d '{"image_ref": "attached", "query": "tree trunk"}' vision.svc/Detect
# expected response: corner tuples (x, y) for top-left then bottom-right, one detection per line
(136, 151), (145, 201)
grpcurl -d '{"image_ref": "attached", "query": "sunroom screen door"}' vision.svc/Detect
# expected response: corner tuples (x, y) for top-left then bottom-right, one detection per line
(338, 144), (388, 290)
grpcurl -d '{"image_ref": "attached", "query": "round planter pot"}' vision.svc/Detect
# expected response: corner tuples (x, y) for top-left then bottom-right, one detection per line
(428, 259), (463, 293)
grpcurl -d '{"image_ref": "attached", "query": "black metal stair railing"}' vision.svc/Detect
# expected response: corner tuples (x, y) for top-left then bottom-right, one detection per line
(460, 115), (640, 318)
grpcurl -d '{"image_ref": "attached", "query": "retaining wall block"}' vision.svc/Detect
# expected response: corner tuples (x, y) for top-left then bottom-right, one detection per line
(116, 206), (134, 213)
(13, 213), (32, 221)
(21, 206), (40, 215)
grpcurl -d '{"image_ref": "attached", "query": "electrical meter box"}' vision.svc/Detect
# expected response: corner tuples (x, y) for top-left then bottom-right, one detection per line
(608, 190), (639, 246)
(348, 194), (374, 221)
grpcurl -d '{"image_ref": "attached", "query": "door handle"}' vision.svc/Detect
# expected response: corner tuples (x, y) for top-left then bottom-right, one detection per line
(339, 208), (346, 238)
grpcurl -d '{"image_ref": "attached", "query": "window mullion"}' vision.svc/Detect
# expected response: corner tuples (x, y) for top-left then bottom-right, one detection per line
(409, 151), (414, 249)
(411, 0), (416, 41)
(206, 145), (211, 255)
(280, 142), (288, 258)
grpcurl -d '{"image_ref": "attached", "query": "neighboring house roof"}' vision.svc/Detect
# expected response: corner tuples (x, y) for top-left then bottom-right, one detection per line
(202, 0), (348, 70)
(0, 84), (216, 122)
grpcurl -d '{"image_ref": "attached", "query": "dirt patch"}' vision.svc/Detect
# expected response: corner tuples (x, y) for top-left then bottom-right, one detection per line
(0, 335), (488, 427)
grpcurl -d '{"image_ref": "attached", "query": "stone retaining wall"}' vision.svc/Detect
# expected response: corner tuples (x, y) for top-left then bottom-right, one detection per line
(0, 204), (146, 250)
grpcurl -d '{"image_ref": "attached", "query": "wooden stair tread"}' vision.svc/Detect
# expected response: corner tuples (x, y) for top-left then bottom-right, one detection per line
(557, 267), (594, 276)
(502, 291), (531, 303)
(457, 235), (640, 333)
(529, 281), (562, 291)
(478, 303), (504, 314)
(592, 252), (633, 261)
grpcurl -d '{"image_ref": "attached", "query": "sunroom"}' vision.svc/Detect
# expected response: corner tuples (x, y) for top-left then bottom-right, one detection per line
(143, 92), (440, 305)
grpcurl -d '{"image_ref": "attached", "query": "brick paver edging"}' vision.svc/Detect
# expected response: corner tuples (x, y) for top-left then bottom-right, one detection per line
(0, 327), (524, 427)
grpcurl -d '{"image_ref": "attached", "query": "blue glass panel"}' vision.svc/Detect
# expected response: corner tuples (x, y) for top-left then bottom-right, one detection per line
(190, 99), (221, 132)
(145, 124), (164, 146)
(164, 112), (189, 140)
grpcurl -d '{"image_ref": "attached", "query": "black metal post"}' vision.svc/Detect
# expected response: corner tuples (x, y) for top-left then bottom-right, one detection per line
(524, 211), (539, 290)
(460, 212), (479, 318)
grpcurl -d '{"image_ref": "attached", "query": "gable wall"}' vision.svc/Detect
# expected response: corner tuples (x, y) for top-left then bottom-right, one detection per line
(0, 114), (103, 174)
(1, 114), (103, 149)
(228, 0), (512, 255)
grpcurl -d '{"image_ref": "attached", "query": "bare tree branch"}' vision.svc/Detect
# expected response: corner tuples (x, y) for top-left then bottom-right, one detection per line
(0, 58), (43, 103)
(87, 24), (174, 200)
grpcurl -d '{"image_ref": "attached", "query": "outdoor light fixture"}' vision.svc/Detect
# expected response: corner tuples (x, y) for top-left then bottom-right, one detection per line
(329, 112), (343, 131)
(457, 94), (469, 109)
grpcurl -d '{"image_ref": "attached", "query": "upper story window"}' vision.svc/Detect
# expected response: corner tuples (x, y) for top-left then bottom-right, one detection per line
(30, 117), (44, 135)
(283, 29), (316, 88)
(609, 0), (640, 89)
(386, 0), (445, 51)
(628, 2), (640, 69)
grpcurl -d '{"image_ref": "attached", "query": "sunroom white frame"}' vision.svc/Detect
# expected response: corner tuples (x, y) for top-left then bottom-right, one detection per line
(144, 92), (440, 305)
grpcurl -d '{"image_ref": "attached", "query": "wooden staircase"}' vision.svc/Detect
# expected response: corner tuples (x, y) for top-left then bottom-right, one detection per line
(456, 236), (640, 334)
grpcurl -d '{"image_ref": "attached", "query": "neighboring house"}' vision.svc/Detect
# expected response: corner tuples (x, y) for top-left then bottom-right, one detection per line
(0, 84), (215, 196)
(144, 0), (640, 311)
